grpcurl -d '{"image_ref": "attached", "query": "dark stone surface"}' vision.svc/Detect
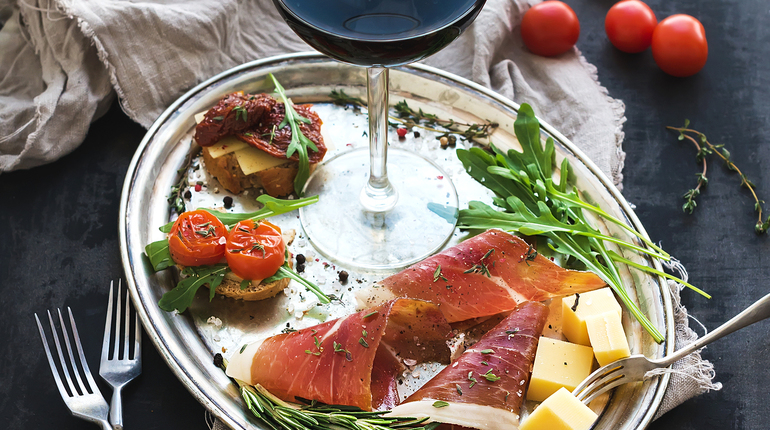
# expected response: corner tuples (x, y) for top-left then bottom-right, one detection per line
(1, 0), (768, 429)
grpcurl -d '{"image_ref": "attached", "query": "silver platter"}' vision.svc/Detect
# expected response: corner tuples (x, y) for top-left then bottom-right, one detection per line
(119, 52), (673, 430)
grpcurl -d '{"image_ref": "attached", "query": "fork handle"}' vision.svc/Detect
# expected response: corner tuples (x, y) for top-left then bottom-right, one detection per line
(109, 386), (124, 430)
(659, 292), (770, 366)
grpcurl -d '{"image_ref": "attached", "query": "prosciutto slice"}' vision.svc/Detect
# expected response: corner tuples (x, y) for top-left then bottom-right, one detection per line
(356, 229), (605, 323)
(389, 301), (549, 430)
(226, 298), (452, 411)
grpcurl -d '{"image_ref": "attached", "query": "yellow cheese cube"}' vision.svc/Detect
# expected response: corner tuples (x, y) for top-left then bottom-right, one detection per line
(562, 287), (622, 346)
(520, 387), (598, 430)
(585, 311), (631, 366)
(527, 338), (594, 402)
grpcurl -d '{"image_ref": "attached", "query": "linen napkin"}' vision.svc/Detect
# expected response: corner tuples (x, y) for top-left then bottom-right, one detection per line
(0, 0), (720, 424)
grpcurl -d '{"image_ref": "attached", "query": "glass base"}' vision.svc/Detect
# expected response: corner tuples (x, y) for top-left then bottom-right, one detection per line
(300, 147), (459, 272)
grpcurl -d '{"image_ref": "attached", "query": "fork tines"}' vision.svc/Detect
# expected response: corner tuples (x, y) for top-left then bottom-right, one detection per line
(101, 279), (141, 362)
(36, 308), (102, 399)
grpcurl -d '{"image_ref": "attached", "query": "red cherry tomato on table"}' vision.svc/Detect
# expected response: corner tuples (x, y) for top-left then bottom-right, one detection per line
(168, 210), (227, 267)
(225, 219), (285, 281)
(521, 1), (580, 57)
(605, 0), (657, 53)
(651, 14), (708, 77)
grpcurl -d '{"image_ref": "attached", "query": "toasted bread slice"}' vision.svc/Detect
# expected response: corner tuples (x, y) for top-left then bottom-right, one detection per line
(179, 229), (296, 302)
(202, 146), (317, 197)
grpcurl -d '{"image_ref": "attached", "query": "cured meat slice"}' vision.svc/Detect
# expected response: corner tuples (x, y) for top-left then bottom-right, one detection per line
(356, 230), (605, 323)
(194, 92), (276, 147)
(226, 298), (452, 411)
(388, 301), (549, 430)
(237, 103), (327, 164)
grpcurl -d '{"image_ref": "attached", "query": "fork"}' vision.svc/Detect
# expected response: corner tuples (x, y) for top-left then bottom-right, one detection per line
(99, 280), (142, 430)
(573, 292), (770, 404)
(36, 308), (112, 430)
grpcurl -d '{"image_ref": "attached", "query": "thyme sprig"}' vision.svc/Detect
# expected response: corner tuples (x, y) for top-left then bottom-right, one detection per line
(668, 120), (770, 234)
(458, 104), (711, 344)
(215, 356), (439, 430)
(330, 90), (498, 144)
(167, 148), (197, 215)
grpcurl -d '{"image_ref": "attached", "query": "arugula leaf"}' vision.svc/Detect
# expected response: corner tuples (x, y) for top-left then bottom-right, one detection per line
(263, 250), (330, 304)
(145, 239), (173, 271)
(158, 264), (230, 312)
(269, 73), (319, 196)
(159, 194), (319, 233)
(456, 103), (711, 343)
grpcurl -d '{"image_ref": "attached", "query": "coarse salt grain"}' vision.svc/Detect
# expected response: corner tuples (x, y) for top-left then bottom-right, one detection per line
(207, 316), (223, 327)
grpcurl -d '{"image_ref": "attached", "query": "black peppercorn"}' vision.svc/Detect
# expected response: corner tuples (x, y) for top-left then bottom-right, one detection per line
(297, 263), (305, 273)
(183, 190), (192, 199)
(223, 196), (234, 208)
(413, 131), (421, 138)
(296, 254), (306, 265)
(338, 270), (349, 283)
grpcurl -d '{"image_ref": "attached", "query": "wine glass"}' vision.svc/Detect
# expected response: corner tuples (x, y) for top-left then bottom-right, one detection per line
(273, 0), (486, 271)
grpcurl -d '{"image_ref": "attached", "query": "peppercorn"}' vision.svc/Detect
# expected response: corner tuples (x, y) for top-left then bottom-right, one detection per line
(297, 263), (305, 273)
(397, 127), (407, 139)
(439, 136), (449, 149)
(296, 254), (306, 265)
(223, 196), (234, 209)
(183, 190), (192, 199)
(338, 270), (349, 283)
(413, 131), (421, 138)
(448, 135), (457, 147)
(194, 184), (202, 192)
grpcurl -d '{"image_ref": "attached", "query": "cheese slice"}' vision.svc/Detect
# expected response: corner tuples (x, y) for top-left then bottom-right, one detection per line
(234, 147), (291, 176)
(585, 311), (631, 366)
(520, 388), (598, 430)
(527, 337), (594, 403)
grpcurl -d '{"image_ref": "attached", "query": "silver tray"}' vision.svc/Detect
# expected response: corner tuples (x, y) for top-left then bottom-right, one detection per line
(119, 52), (674, 430)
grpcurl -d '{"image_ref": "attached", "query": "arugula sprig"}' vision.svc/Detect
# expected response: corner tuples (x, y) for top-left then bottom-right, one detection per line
(457, 103), (710, 344)
(269, 74), (320, 196)
(159, 194), (319, 233)
(263, 249), (331, 304)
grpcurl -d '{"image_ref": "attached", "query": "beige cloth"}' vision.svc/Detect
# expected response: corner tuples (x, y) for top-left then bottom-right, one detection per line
(0, 0), (718, 425)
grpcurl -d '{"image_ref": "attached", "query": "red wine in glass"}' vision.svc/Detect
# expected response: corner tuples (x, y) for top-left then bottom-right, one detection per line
(274, 0), (486, 270)
(275, 0), (485, 66)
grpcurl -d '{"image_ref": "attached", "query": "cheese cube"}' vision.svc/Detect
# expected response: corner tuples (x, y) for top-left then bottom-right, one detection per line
(520, 387), (598, 430)
(562, 288), (622, 346)
(527, 337), (594, 402)
(585, 311), (631, 366)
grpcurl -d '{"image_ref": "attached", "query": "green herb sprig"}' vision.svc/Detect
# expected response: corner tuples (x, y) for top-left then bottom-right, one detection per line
(270, 74), (320, 196)
(458, 104), (711, 344)
(668, 120), (770, 234)
(167, 149), (196, 215)
(159, 194), (319, 233)
(216, 356), (438, 430)
(330, 90), (498, 145)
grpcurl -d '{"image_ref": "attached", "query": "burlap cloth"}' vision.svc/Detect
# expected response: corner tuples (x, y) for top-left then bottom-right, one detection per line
(0, 0), (720, 426)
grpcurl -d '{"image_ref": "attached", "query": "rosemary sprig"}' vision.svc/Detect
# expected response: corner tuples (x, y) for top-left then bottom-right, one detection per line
(270, 73), (320, 196)
(668, 120), (769, 234)
(329, 90), (498, 144)
(215, 356), (439, 430)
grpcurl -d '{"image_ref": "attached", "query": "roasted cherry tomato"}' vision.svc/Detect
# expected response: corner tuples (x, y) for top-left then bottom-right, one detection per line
(605, 0), (657, 53)
(521, 1), (580, 57)
(168, 210), (227, 267)
(225, 219), (285, 280)
(651, 14), (708, 77)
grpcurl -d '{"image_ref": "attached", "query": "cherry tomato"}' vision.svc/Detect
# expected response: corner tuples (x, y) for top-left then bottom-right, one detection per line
(604, 0), (657, 53)
(521, 1), (580, 57)
(651, 14), (708, 77)
(225, 219), (285, 280)
(168, 210), (227, 267)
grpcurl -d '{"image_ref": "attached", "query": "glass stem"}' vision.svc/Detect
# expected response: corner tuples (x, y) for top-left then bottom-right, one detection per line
(360, 66), (398, 213)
